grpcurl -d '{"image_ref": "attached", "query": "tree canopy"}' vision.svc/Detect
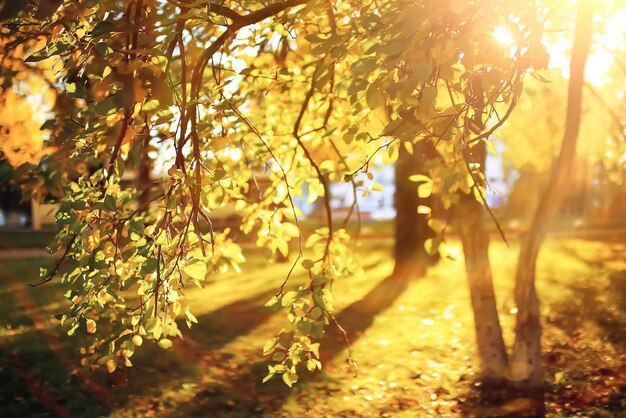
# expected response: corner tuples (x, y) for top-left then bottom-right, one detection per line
(1, 0), (559, 384)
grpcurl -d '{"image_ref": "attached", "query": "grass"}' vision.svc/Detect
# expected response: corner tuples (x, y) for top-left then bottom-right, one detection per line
(0, 238), (625, 417)
(0, 228), (56, 249)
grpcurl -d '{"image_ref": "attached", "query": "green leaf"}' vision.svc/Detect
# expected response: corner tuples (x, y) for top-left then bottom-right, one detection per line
(381, 41), (405, 56)
(104, 195), (116, 211)
(281, 291), (298, 307)
(141, 99), (161, 112)
(263, 338), (277, 355)
(92, 21), (116, 37)
(310, 307), (323, 320)
(25, 42), (66, 62)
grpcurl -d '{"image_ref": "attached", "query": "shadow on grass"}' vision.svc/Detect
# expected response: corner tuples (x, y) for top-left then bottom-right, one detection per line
(549, 243), (626, 346)
(0, 259), (115, 417)
(320, 274), (411, 362)
(184, 289), (277, 351)
(170, 271), (415, 417)
(459, 245), (626, 417)
(1, 245), (395, 416)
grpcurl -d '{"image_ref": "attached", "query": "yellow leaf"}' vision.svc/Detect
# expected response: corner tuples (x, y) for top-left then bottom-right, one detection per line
(106, 113), (124, 127)
(86, 319), (97, 334)
(417, 205), (431, 214)
(106, 359), (117, 373)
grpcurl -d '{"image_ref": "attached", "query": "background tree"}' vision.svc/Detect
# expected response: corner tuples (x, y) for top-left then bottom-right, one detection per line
(511, 0), (594, 387)
(392, 141), (440, 280)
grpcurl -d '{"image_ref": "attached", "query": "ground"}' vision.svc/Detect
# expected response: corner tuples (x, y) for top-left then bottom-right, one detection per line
(0, 236), (625, 417)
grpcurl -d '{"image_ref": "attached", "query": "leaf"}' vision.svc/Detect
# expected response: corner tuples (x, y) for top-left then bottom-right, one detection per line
(25, 42), (66, 62)
(106, 359), (117, 373)
(158, 338), (173, 349)
(64, 82), (77, 94)
(381, 41), (406, 56)
(425, 238), (441, 255)
(281, 291), (298, 307)
(417, 182), (433, 198)
(307, 359), (321, 371)
(282, 222), (299, 238)
(414, 62), (433, 82)
(104, 195), (116, 211)
(428, 218), (447, 232)
(408, 174), (431, 183)
(141, 99), (161, 112)
(365, 83), (385, 110)
(184, 258), (207, 281)
(264, 295), (280, 309)
(282, 372), (293, 387)
(554, 371), (565, 384)
(417, 205), (431, 214)
(86, 319), (97, 334)
(168, 166), (183, 179)
(272, 352), (286, 362)
(310, 307), (323, 320)
(92, 21), (116, 37)
(262, 369), (275, 383)
(485, 139), (497, 155)
(263, 338), (277, 355)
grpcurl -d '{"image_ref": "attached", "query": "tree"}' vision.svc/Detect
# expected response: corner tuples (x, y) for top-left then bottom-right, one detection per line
(1, 0), (548, 385)
(510, 0), (594, 388)
(456, 141), (509, 381)
(392, 140), (439, 280)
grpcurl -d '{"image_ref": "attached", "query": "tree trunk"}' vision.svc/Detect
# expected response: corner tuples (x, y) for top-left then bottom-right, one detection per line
(457, 142), (508, 380)
(392, 140), (439, 279)
(510, 0), (593, 388)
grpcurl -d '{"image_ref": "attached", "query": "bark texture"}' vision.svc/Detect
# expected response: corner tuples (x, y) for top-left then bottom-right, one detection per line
(458, 142), (508, 380)
(511, 0), (593, 388)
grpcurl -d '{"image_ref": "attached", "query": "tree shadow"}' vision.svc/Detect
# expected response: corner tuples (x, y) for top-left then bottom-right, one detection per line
(185, 288), (278, 350)
(548, 269), (626, 347)
(2, 249), (396, 415)
(541, 269), (626, 414)
(549, 242), (626, 345)
(458, 244), (626, 417)
(319, 274), (411, 363)
(171, 269), (415, 417)
(176, 252), (390, 357)
(456, 370), (549, 417)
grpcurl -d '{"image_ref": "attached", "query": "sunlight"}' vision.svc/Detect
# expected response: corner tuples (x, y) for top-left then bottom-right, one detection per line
(546, 9), (626, 86)
(493, 26), (515, 47)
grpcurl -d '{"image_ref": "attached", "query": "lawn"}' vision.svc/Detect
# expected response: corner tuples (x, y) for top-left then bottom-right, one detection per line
(0, 237), (625, 417)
